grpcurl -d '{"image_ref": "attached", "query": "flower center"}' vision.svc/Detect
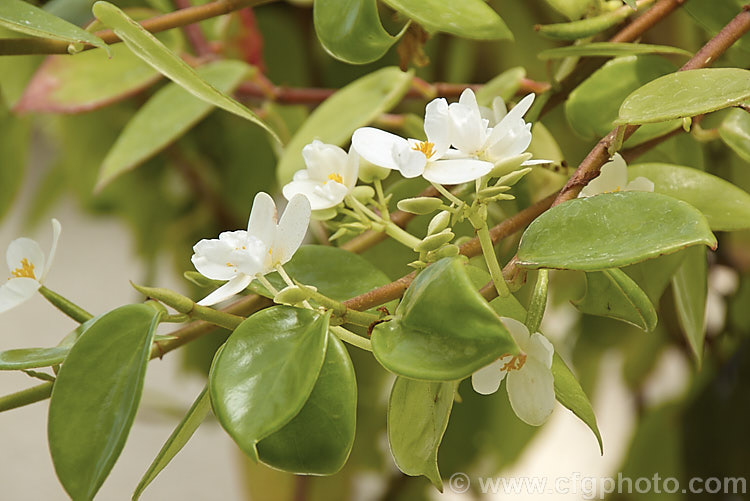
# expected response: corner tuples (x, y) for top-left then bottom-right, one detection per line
(603, 186), (621, 194)
(500, 353), (527, 372)
(327, 173), (344, 184)
(10, 258), (36, 279)
(412, 141), (436, 159)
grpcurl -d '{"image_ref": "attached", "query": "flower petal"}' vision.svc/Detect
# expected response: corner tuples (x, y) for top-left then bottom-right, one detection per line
(424, 97), (451, 158)
(486, 93), (534, 147)
(283, 179), (344, 210)
(526, 332), (554, 369)
(191, 239), (240, 281)
(247, 192), (277, 244)
(421, 158), (493, 185)
(301, 140), (349, 182)
(40, 218), (61, 282)
(507, 357), (555, 426)
(393, 144), (427, 178)
(351, 127), (408, 171)
(6, 238), (45, 281)
(196, 274), (253, 306)
(625, 176), (655, 192)
(343, 148), (360, 190)
(274, 194), (311, 265)
(578, 154), (628, 197)
(449, 90), (487, 155)
(499, 316), (531, 349)
(492, 96), (508, 123)
(0, 277), (41, 314)
(471, 358), (507, 395)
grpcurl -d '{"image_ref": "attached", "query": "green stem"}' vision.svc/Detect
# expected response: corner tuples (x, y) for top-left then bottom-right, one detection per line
(274, 265), (295, 288)
(38, 286), (93, 323)
(298, 285), (380, 327)
(476, 224), (510, 298)
(431, 182), (464, 206)
(329, 326), (373, 352)
(384, 222), (422, 250)
(256, 274), (280, 296)
(373, 179), (390, 219)
(0, 382), (53, 413)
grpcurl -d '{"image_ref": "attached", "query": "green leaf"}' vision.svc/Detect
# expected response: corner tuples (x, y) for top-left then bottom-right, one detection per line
(371, 257), (515, 380)
(684, 0), (750, 54)
(719, 108), (750, 163)
(0, 106), (29, 222)
(565, 55), (680, 145)
(517, 192), (717, 271)
(388, 378), (456, 491)
(629, 163), (750, 231)
(96, 60), (252, 189)
(380, 0), (512, 40)
(573, 268), (658, 331)
(257, 334), (356, 475)
(475, 67), (526, 106)
(133, 386), (211, 500)
(209, 306), (330, 460)
(543, 0), (596, 21)
(313, 0), (403, 64)
(0, 0), (107, 51)
(91, 1), (277, 143)
(277, 66), (412, 184)
(623, 0), (637, 8)
(535, 4), (637, 40)
(539, 42), (691, 60)
(48, 304), (160, 501)
(551, 353), (603, 453)
(617, 69), (750, 125)
(622, 251), (687, 305)
(672, 246), (707, 366)
(15, 9), (182, 114)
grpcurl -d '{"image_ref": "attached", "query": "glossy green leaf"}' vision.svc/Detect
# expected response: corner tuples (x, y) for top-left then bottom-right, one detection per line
(551, 353), (603, 453)
(622, 251), (687, 305)
(517, 192), (717, 271)
(380, 0), (512, 40)
(535, 3), (638, 40)
(629, 163), (750, 231)
(539, 42), (690, 60)
(133, 386), (211, 500)
(257, 334), (356, 475)
(97, 60), (252, 189)
(15, 9), (181, 114)
(565, 55), (679, 145)
(672, 246), (707, 366)
(475, 67), (526, 106)
(719, 108), (750, 163)
(48, 304), (160, 501)
(574, 268), (657, 331)
(314, 0), (403, 64)
(0, 0), (107, 51)
(684, 0), (750, 54)
(623, 0), (637, 8)
(91, 1), (277, 143)
(209, 306), (330, 460)
(277, 66), (412, 184)
(617, 69), (750, 125)
(388, 378), (456, 490)
(371, 257), (515, 380)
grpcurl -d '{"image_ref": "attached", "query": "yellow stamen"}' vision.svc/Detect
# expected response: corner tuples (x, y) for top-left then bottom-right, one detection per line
(327, 173), (344, 184)
(10, 258), (36, 279)
(603, 186), (622, 194)
(499, 353), (527, 372)
(226, 262), (235, 268)
(411, 141), (436, 159)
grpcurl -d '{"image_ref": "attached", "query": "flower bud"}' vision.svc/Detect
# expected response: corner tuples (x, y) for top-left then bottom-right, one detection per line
(430, 244), (460, 260)
(488, 153), (533, 178)
(414, 229), (455, 252)
(351, 185), (375, 203)
(274, 285), (314, 306)
(358, 158), (391, 183)
(495, 167), (532, 187)
(311, 207), (338, 221)
(427, 211), (451, 236)
(477, 186), (511, 198)
(397, 197), (443, 215)
(328, 228), (350, 241)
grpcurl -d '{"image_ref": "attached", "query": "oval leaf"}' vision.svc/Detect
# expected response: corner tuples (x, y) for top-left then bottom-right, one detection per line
(535, 3), (636, 40)
(629, 163), (750, 231)
(672, 245), (707, 366)
(277, 66), (412, 184)
(573, 268), (657, 331)
(257, 334), (356, 475)
(371, 257), (515, 380)
(314, 0), (402, 64)
(517, 192), (717, 271)
(48, 304), (160, 501)
(539, 42), (691, 60)
(0, 0), (107, 51)
(617, 68), (750, 125)
(380, 0), (512, 40)
(719, 108), (750, 163)
(91, 1), (278, 143)
(388, 378), (456, 491)
(209, 306), (330, 460)
(97, 60), (252, 189)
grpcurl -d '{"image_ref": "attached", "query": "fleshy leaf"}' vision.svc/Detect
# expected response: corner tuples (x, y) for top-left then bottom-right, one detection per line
(629, 163), (750, 231)
(672, 246), (707, 366)
(277, 66), (412, 184)
(380, 0), (512, 40)
(573, 268), (657, 331)
(683, 0), (750, 54)
(622, 251), (687, 305)
(371, 257), (515, 380)
(48, 304), (160, 501)
(535, 4), (638, 40)
(256, 334), (356, 475)
(388, 378), (456, 491)
(133, 386), (211, 500)
(97, 60), (252, 189)
(719, 108), (750, 163)
(617, 69), (750, 125)
(209, 306), (330, 460)
(313, 0), (403, 64)
(91, 1), (277, 143)
(517, 192), (716, 271)
(539, 42), (691, 60)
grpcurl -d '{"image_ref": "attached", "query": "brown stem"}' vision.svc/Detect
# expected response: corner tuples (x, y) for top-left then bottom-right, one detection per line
(173, 0), (216, 58)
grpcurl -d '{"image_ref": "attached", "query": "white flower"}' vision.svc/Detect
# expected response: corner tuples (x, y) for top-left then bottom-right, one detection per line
(0, 219), (61, 314)
(578, 153), (654, 198)
(192, 192), (310, 306)
(471, 316), (555, 426)
(448, 89), (548, 167)
(282, 140), (359, 210)
(351, 98), (494, 185)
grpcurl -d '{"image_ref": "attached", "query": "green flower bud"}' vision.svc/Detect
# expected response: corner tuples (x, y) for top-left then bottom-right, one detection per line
(311, 207), (338, 221)
(431, 244), (460, 260)
(351, 185), (376, 203)
(477, 185), (511, 198)
(495, 167), (532, 187)
(397, 197), (443, 215)
(488, 153), (533, 178)
(274, 285), (314, 305)
(427, 211), (451, 236)
(329, 228), (350, 241)
(358, 158), (391, 183)
(414, 229), (455, 252)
